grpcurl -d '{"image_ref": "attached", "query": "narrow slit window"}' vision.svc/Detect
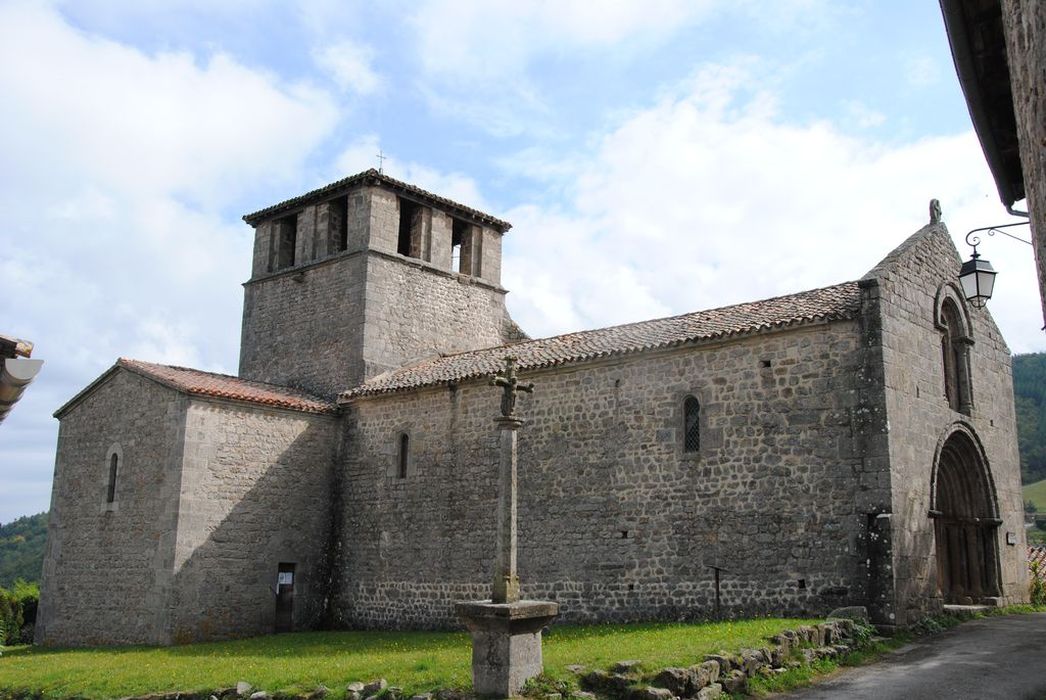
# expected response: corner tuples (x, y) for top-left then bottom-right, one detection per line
(939, 299), (971, 414)
(397, 433), (409, 479)
(683, 396), (701, 453)
(106, 453), (119, 503)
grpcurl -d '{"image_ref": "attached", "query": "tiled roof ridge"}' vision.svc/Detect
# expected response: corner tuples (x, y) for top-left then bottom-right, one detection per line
(340, 279), (862, 401)
(242, 169), (511, 231)
(117, 358), (336, 414)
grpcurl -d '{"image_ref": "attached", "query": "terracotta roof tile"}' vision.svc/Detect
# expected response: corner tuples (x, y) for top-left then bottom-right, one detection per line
(243, 169), (511, 231)
(340, 280), (862, 401)
(118, 359), (336, 414)
(1031, 545), (1046, 574)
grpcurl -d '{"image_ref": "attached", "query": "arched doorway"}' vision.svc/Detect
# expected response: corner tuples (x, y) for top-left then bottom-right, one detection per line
(931, 427), (1002, 603)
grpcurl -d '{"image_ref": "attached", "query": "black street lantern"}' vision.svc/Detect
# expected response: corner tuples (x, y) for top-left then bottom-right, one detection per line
(957, 221), (1031, 309)
(958, 249), (996, 308)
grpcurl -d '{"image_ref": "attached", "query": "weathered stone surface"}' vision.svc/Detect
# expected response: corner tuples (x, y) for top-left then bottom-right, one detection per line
(695, 684), (722, 700)
(721, 670), (747, 695)
(236, 683), (253, 697)
(581, 671), (633, 696)
(362, 680), (387, 697)
(695, 660), (720, 686)
(456, 600), (558, 698)
(828, 606), (869, 622)
(249, 692), (269, 700)
(704, 655), (734, 674)
(629, 687), (673, 700)
(651, 667), (691, 696)
(346, 684), (365, 694)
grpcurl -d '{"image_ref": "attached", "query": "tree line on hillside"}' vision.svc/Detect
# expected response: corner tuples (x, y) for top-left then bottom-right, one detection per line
(1015, 353), (1046, 485)
(0, 512), (47, 588)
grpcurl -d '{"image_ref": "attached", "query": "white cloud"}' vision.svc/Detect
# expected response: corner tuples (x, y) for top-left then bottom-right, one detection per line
(410, 0), (716, 81)
(843, 99), (886, 129)
(313, 40), (381, 95)
(500, 62), (1045, 357)
(0, 2), (343, 522)
(905, 54), (941, 88)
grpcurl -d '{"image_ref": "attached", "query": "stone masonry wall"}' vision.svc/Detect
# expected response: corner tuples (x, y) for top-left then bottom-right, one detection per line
(240, 252), (369, 395)
(36, 370), (188, 646)
(867, 223), (1027, 626)
(1002, 0), (1046, 327)
(335, 321), (877, 629)
(168, 398), (338, 643)
(359, 254), (511, 380)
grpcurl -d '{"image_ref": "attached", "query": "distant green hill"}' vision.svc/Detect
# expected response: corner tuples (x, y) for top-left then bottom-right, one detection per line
(0, 512), (48, 587)
(1014, 353), (1046, 485)
(1025, 479), (1046, 512)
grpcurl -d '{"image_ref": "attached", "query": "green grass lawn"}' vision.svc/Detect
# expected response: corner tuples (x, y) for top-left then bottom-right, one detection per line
(0, 618), (813, 699)
(1025, 478), (1046, 511)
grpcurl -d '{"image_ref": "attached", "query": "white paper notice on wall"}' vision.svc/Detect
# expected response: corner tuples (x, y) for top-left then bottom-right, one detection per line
(278, 572), (294, 585)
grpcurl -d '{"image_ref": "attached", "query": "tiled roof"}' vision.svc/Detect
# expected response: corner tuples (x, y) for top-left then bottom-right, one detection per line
(118, 359), (336, 414)
(1031, 545), (1046, 574)
(242, 169), (511, 231)
(340, 280), (862, 401)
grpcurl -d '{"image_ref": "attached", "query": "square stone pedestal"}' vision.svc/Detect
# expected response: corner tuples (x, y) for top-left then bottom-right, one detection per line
(455, 600), (560, 698)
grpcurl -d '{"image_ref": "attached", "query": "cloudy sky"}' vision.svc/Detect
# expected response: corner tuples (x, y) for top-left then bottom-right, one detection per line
(1, 0), (1042, 524)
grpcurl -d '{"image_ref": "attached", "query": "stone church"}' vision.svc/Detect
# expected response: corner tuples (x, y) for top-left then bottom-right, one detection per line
(36, 170), (1029, 646)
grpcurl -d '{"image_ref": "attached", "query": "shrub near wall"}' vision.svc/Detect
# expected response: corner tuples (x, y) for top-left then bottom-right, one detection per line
(0, 580), (38, 645)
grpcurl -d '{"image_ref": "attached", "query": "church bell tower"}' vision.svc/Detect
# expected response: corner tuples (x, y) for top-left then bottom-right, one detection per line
(238, 170), (520, 397)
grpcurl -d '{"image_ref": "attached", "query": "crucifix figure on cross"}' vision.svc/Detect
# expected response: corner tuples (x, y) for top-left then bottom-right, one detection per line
(490, 356), (533, 418)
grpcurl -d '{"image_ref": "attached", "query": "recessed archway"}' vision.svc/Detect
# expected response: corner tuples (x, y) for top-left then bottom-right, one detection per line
(930, 425), (1002, 603)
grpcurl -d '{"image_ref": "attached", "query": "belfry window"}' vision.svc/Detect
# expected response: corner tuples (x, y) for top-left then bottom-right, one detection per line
(683, 396), (701, 453)
(452, 218), (481, 276)
(106, 453), (119, 503)
(273, 213), (298, 270)
(398, 198), (426, 259)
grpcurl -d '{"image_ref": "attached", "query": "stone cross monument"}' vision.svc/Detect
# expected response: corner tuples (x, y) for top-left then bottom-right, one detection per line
(455, 357), (559, 698)
(490, 357), (532, 603)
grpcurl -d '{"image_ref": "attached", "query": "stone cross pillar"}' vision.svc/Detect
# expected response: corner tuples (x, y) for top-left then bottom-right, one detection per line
(456, 357), (559, 698)
(493, 414), (524, 604)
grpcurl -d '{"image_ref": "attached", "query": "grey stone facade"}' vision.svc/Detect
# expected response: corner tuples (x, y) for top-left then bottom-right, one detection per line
(37, 366), (337, 646)
(37, 173), (1028, 646)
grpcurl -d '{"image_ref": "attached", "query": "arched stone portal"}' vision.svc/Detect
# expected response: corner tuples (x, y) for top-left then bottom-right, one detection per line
(931, 426), (1002, 603)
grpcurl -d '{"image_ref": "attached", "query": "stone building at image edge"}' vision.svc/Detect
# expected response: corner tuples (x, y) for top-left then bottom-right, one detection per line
(36, 170), (1029, 646)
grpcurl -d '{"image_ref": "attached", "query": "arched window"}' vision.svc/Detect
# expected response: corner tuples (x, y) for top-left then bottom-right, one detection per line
(397, 433), (409, 479)
(683, 396), (701, 453)
(940, 298), (972, 414)
(106, 453), (119, 503)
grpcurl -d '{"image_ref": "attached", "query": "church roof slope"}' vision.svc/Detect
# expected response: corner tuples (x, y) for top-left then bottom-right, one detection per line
(55, 359), (337, 416)
(243, 169), (512, 232)
(340, 280), (862, 401)
(116, 359), (336, 414)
